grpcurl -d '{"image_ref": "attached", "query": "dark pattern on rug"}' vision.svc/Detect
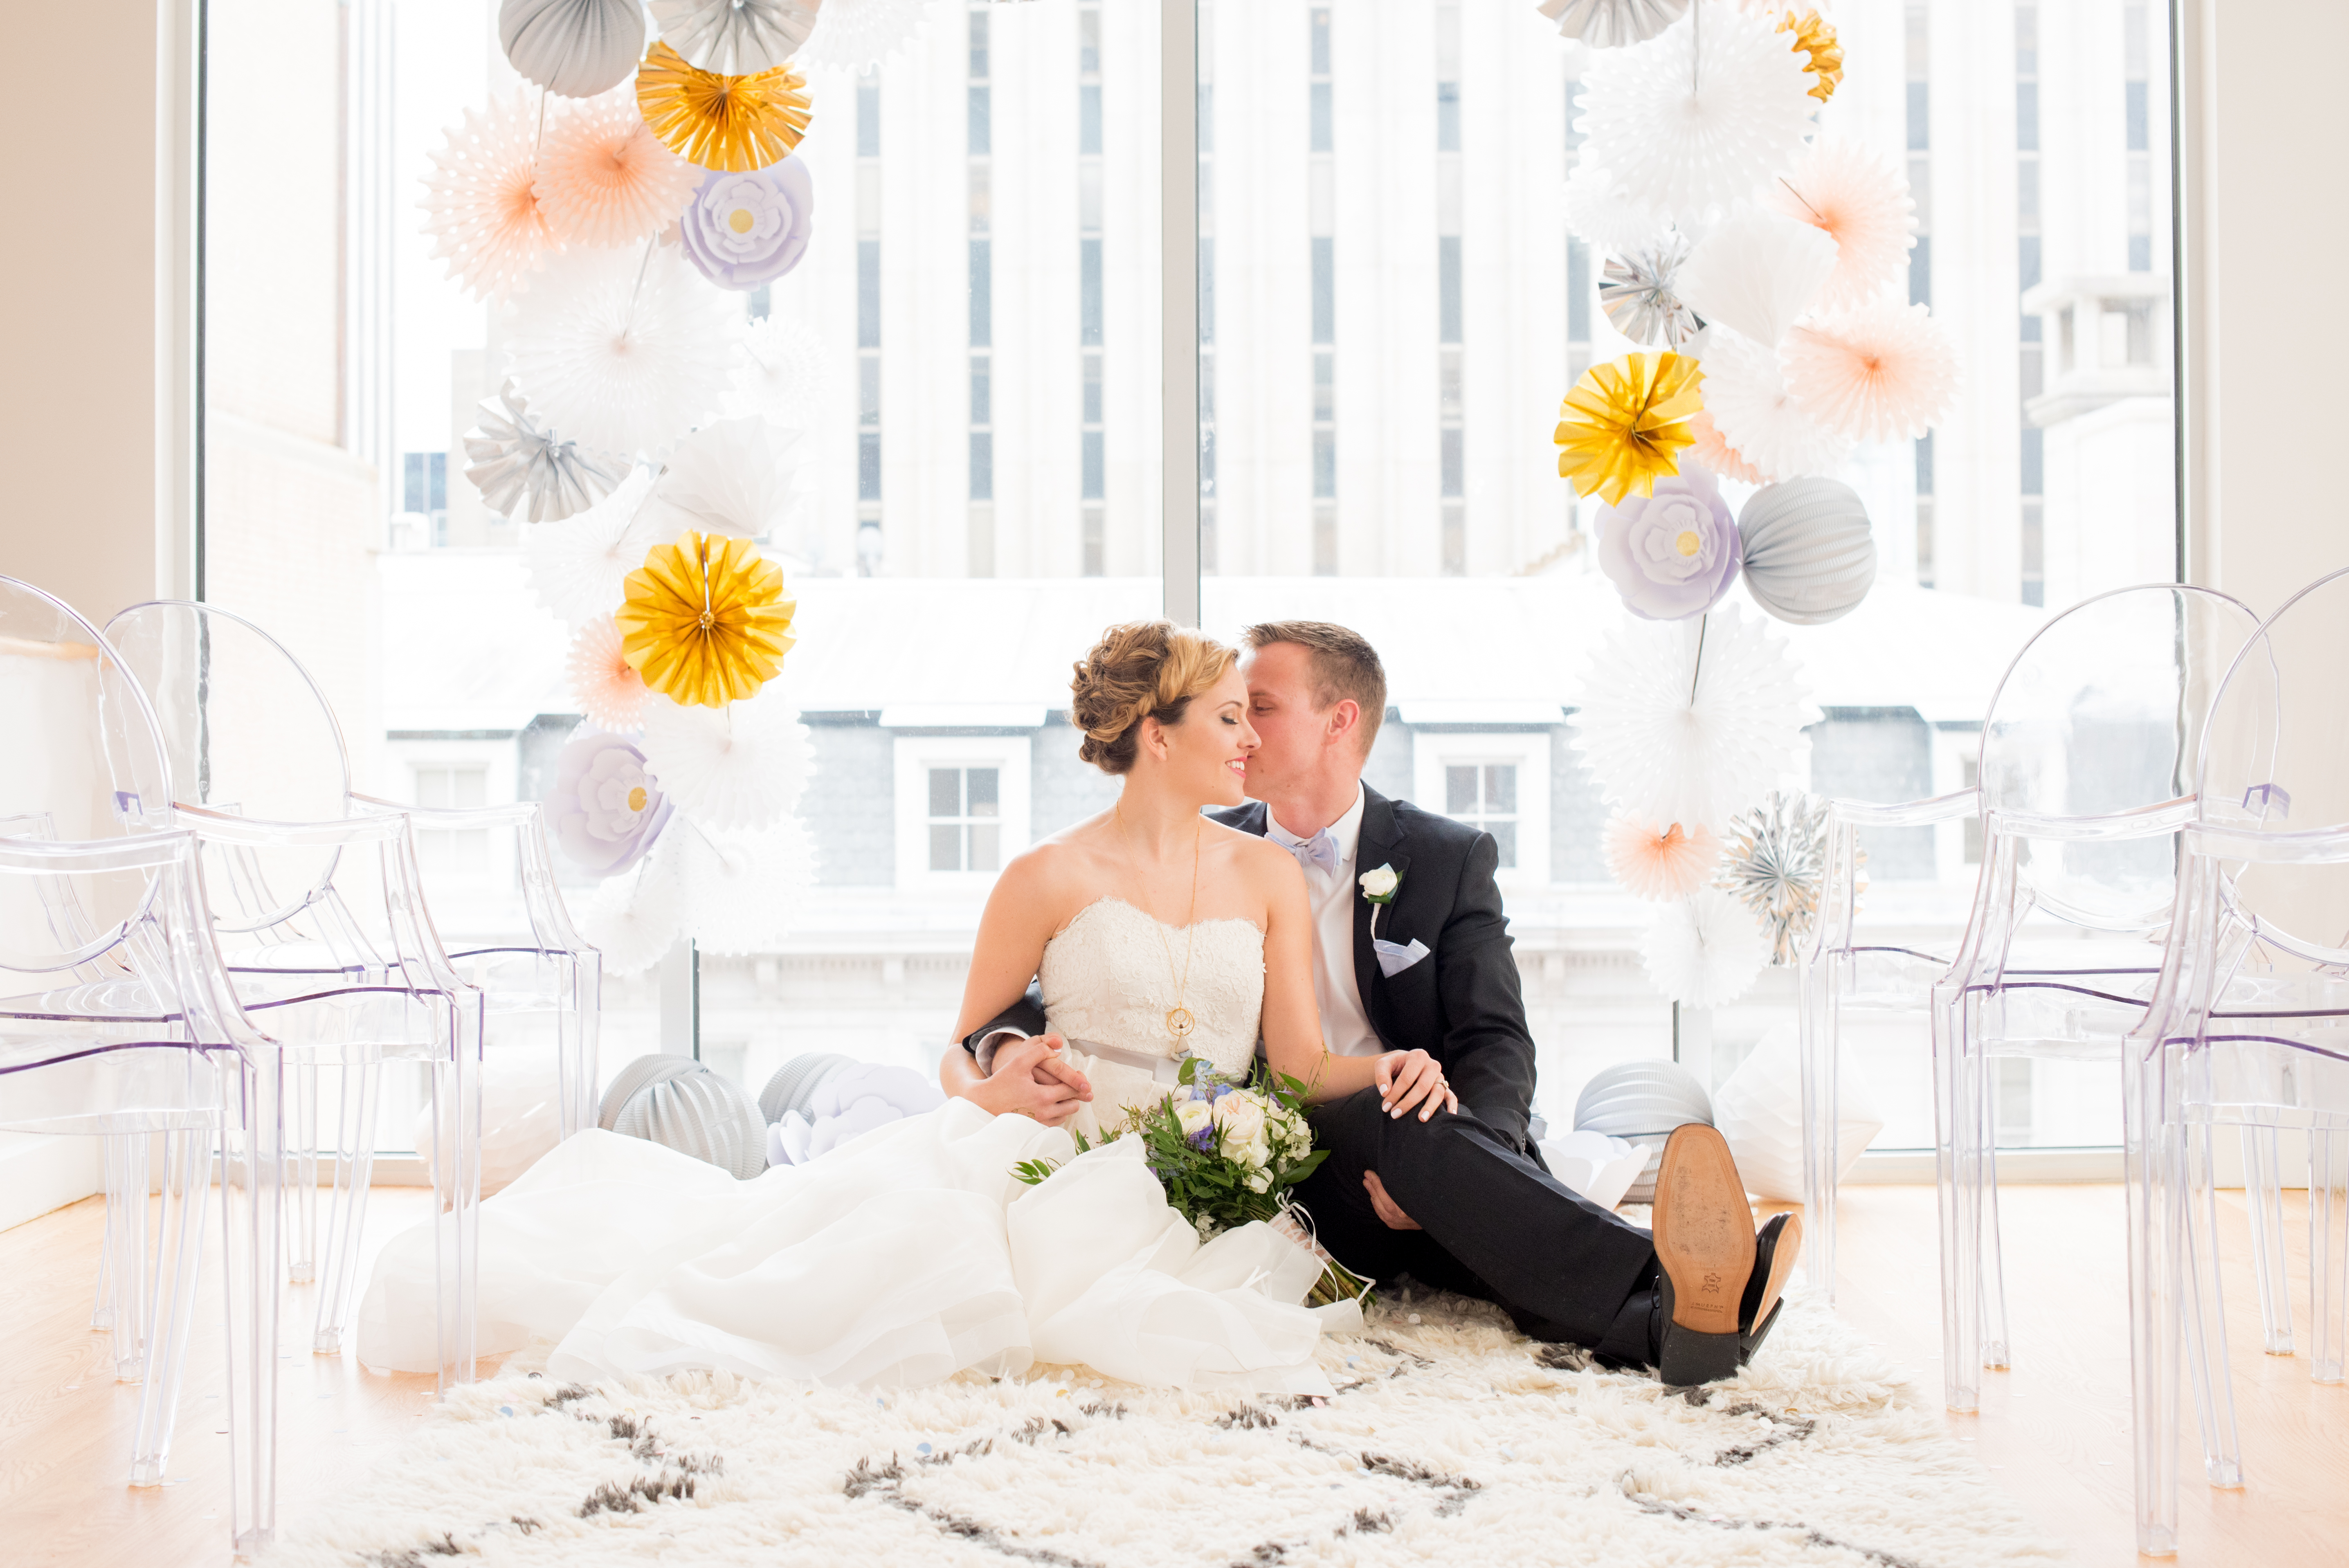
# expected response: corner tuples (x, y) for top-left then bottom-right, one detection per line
(1617, 1474), (1931, 1568)
(846, 1456), (1101, 1568)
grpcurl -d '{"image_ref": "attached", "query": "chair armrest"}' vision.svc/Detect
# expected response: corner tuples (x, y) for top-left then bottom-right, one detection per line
(171, 801), (407, 849)
(349, 791), (544, 831)
(1989, 794), (2196, 845)
(1828, 787), (1978, 829)
(0, 828), (201, 876)
(2188, 820), (2349, 866)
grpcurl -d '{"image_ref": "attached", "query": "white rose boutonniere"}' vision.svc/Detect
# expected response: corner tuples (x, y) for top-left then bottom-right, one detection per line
(1360, 863), (1400, 936)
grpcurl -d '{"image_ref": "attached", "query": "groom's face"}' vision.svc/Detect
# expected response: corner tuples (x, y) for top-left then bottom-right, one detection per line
(1239, 643), (1359, 799)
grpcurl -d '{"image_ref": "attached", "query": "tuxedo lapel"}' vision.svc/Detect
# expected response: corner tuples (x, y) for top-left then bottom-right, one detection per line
(1353, 786), (1410, 1044)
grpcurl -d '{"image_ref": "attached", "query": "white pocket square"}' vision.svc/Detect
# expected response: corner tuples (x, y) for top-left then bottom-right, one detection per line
(1373, 937), (1431, 977)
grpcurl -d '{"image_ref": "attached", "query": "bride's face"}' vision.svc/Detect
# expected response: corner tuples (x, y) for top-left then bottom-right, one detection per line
(1141, 666), (1258, 807)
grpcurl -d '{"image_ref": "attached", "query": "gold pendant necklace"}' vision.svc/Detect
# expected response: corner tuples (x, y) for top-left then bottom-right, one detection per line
(1117, 803), (1203, 1047)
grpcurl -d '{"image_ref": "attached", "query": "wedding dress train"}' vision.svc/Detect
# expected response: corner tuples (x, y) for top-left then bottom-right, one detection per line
(356, 898), (1336, 1393)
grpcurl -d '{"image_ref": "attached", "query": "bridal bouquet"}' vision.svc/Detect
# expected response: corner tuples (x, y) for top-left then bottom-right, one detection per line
(1014, 1058), (1373, 1309)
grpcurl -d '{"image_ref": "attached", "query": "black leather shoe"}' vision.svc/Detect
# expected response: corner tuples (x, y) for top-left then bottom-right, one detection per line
(1739, 1211), (1802, 1366)
(1651, 1125), (1755, 1386)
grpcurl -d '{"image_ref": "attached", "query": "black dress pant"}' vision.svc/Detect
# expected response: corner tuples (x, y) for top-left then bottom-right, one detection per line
(1290, 1088), (1661, 1365)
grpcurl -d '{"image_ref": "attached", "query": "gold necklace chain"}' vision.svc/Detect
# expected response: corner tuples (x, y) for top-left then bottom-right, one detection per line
(1115, 802), (1203, 1045)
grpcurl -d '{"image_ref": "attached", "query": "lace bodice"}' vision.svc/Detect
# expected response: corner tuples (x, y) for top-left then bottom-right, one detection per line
(1039, 897), (1264, 1134)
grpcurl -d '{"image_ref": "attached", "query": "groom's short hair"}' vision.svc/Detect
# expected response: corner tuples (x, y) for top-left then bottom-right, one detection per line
(1243, 621), (1386, 755)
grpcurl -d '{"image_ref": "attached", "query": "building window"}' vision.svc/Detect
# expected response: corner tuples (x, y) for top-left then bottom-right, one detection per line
(928, 766), (1001, 872)
(2124, 0), (2153, 271)
(892, 734), (1032, 889)
(1308, 7), (1335, 576)
(856, 78), (883, 574)
(411, 764), (489, 875)
(2016, 5), (2043, 609)
(1079, 1), (1105, 577)
(1446, 764), (1518, 868)
(968, 4), (994, 575)
(1906, 0), (1933, 586)
(1436, 3), (1463, 576)
(1412, 730), (1550, 886)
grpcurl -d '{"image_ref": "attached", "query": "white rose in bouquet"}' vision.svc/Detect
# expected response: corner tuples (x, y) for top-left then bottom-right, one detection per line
(1214, 1091), (1271, 1168)
(1174, 1098), (1214, 1142)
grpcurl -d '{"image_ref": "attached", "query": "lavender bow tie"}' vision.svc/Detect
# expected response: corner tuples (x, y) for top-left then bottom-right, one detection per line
(1281, 829), (1340, 876)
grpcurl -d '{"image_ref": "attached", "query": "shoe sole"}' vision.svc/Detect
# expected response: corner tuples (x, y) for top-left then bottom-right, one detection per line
(1652, 1125), (1755, 1385)
(1745, 1211), (1802, 1358)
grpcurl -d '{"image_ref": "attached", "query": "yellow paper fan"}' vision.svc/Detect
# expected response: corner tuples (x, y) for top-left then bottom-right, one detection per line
(636, 40), (813, 173)
(1553, 352), (1706, 507)
(1778, 9), (1844, 104)
(616, 530), (798, 708)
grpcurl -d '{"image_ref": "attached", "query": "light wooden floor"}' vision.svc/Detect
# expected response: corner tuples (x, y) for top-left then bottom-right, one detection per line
(4, 1184), (2346, 1566)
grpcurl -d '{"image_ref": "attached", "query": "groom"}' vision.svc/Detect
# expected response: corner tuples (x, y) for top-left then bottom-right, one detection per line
(957, 622), (1796, 1383)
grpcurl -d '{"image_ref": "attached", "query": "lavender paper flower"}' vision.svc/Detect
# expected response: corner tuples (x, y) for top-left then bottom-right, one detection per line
(549, 729), (674, 876)
(677, 157), (815, 292)
(1596, 462), (1742, 621)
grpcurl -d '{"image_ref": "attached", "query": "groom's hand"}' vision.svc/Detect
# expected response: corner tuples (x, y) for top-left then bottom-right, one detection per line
(982, 1033), (1094, 1126)
(1362, 1171), (1423, 1231)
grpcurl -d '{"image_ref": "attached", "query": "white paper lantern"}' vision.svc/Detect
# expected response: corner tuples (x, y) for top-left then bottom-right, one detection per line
(598, 1054), (769, 1179)
(500, 0), (647, 99)
(650, 0), (818, 75)
(1739, 477), (1879, 625)
(1573, 1060), (1714, 1204)
(1710, 1023), (1882, 1203)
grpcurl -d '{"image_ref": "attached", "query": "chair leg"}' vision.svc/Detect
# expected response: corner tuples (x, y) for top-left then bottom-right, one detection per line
(431, 993), (484, 1393)
(1933, 981), (1983, 1413)
(2123, 1042), (2182, 1557)
(1980, 1084), (2013, 1371)
(107, 1132), (152, 1382)
(572, 949), (602, 1140)
(1798, 950), (1841, 1306)
(2241, 1125), (2295, 1355)
(310, 1058), (380, 1354)
(129, 1128), (212, 1487)
(286, 1062), (318, 1285)
(2311, 1129), (2349, 1385)
(221, 1062), (283, 1556)
(90, 1137), (115, 1333)
(2180, 1121), (2244, 1486)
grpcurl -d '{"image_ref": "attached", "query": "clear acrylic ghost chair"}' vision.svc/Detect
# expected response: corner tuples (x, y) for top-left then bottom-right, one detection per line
(106, 600), (567, 1375)
(2124, 565), (2349, 1555)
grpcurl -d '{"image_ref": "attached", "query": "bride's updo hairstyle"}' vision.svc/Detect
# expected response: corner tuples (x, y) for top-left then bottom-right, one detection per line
(1070, 621), (1239, 775)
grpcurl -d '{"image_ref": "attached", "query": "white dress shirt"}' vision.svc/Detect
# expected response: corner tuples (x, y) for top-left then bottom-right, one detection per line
(1265, 786), (1384, 1057)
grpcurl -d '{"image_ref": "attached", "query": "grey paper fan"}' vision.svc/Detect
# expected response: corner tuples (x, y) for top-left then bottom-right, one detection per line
(1599, 233), (1703, 348)
(650, 0), (819, 75)
(600, 1054), (769, 1179)
(1537, 0), (1690, 48)
(462, 380), (629, 524)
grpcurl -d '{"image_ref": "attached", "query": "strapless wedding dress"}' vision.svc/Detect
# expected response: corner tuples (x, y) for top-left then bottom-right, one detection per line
(355, 898), (1333, 1393)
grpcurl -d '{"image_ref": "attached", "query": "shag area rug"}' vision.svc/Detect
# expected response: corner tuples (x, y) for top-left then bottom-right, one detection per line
(267, 1289), (2061, 1568)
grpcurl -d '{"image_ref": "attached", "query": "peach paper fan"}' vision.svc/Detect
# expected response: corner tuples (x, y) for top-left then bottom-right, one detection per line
(1768, 135), (1918, 312)
(419, 89), (558, 303)
(1686, 409), (1765, 486)
(1697, 328), (1850, 483)
(1605, 814), (1722, 901)
(1783, 300), (1960, 445)
(567, 617), (650, 730)
(535, 88), (705, 249)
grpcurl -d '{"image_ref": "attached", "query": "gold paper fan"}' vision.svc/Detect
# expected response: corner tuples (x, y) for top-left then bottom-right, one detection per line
(636, 40), (812, 173)
(616, 530), (798, 708)
(1778, 9), (1844, 104)
(1553, 351), (1706, 507)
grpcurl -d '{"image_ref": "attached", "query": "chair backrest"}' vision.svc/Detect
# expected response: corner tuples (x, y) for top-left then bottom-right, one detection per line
(1977, 583), (2264, 930)
(0, 577), (173, 974)
(2195, 566), (2349, 966)
(106, 600), (353, 934)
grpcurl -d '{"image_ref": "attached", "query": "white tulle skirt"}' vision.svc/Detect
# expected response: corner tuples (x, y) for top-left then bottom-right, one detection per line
(356, 1099), (1337, 1394)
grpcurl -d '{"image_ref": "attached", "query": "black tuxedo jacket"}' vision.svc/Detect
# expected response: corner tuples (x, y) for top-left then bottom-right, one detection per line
(964, 784), (1541, 1149)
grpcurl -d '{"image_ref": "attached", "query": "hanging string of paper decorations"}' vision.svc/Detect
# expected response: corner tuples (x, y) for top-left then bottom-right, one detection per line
(1552, 0), (1938, 1007)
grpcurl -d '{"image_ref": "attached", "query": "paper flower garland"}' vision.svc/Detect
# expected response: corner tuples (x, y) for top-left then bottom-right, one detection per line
(1553, 351), (1705, 506)
(641, 417), (809, 540)
(500, 0), (648, 99)
(1781, 300), (1960, 445)
(1537, 0), (1690, 47)
(1738, 477), (1878, 625)
(1640, 887), (1768, 1008)
(1564, 162), (1671, 256)
(1596, 462), (1742, 621)
(637, 41), (813, 173)
(535, 88), (705, 249)
(1676, 209), (1837, 348)
(1605, 813), (1720, 901)
(566, 616), (651, 730)
(1686, 409), (1764, 485)
(1776, 8), (1843, 103)
(419, 90), (559, 303)
(1767, 136), (1918, 312)
(548, 729), (674, 875)
(1574, 4), (1819, 222)
(1715, 790), (1829, 966)
(525, 464), (664, 625)
(678, 157), (816, 291)
(461, 379), (629, 523)
(650, 0), (818, 75)
(1693, 327), (1850, 483)
(505, 245), (738, 455)
(725, 313), (835, 428)
(798, 0), (938, 71)
(616, 530), (798, 708)
(638, 688), (813, 831)
(1599, 234), (1703, 348)
(1569, 600), (1817, 830)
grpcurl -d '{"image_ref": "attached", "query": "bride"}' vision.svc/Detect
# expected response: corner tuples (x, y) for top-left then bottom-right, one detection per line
(356, 623), (1454, 1392)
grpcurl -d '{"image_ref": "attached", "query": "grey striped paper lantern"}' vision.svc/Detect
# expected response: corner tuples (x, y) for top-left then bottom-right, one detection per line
(1572, 1061), (1715, 1204)
(759, 1053), (856, 1126)
(598, 1055), (769, 1179)
(1738, 477), (1879, 626)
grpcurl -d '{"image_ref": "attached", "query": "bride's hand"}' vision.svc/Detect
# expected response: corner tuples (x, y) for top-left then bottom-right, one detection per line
(973, 1033), (1093, 1126)
(1375, 1050), (1458, 1122)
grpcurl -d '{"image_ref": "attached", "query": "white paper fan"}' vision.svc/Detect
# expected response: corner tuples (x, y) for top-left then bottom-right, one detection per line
(1563, 161), (1673, 256)
(640, 417), (809, 541)
(1695, 327), (1851, 482)
(1675, 208), (1838, 348)
(649, 0), (818, 74)
(1539, 0), (1689, 48)
(1569, 600), (1819, 830)
(725, 313), (837, 429)
(1640, 887), (1768, 1007)
(578, 838), (685, 975)
(797, 0), (937, 70)
(506, 244), (737, 456)
(639, 689), (814, 831)
(1574, 4), (1819, 223)
(522, 463), (665, 626)
(669, 816), (818, 955)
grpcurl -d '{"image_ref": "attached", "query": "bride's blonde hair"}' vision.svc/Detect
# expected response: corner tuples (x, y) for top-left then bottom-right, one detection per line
(1070, 621), (1239, 775)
